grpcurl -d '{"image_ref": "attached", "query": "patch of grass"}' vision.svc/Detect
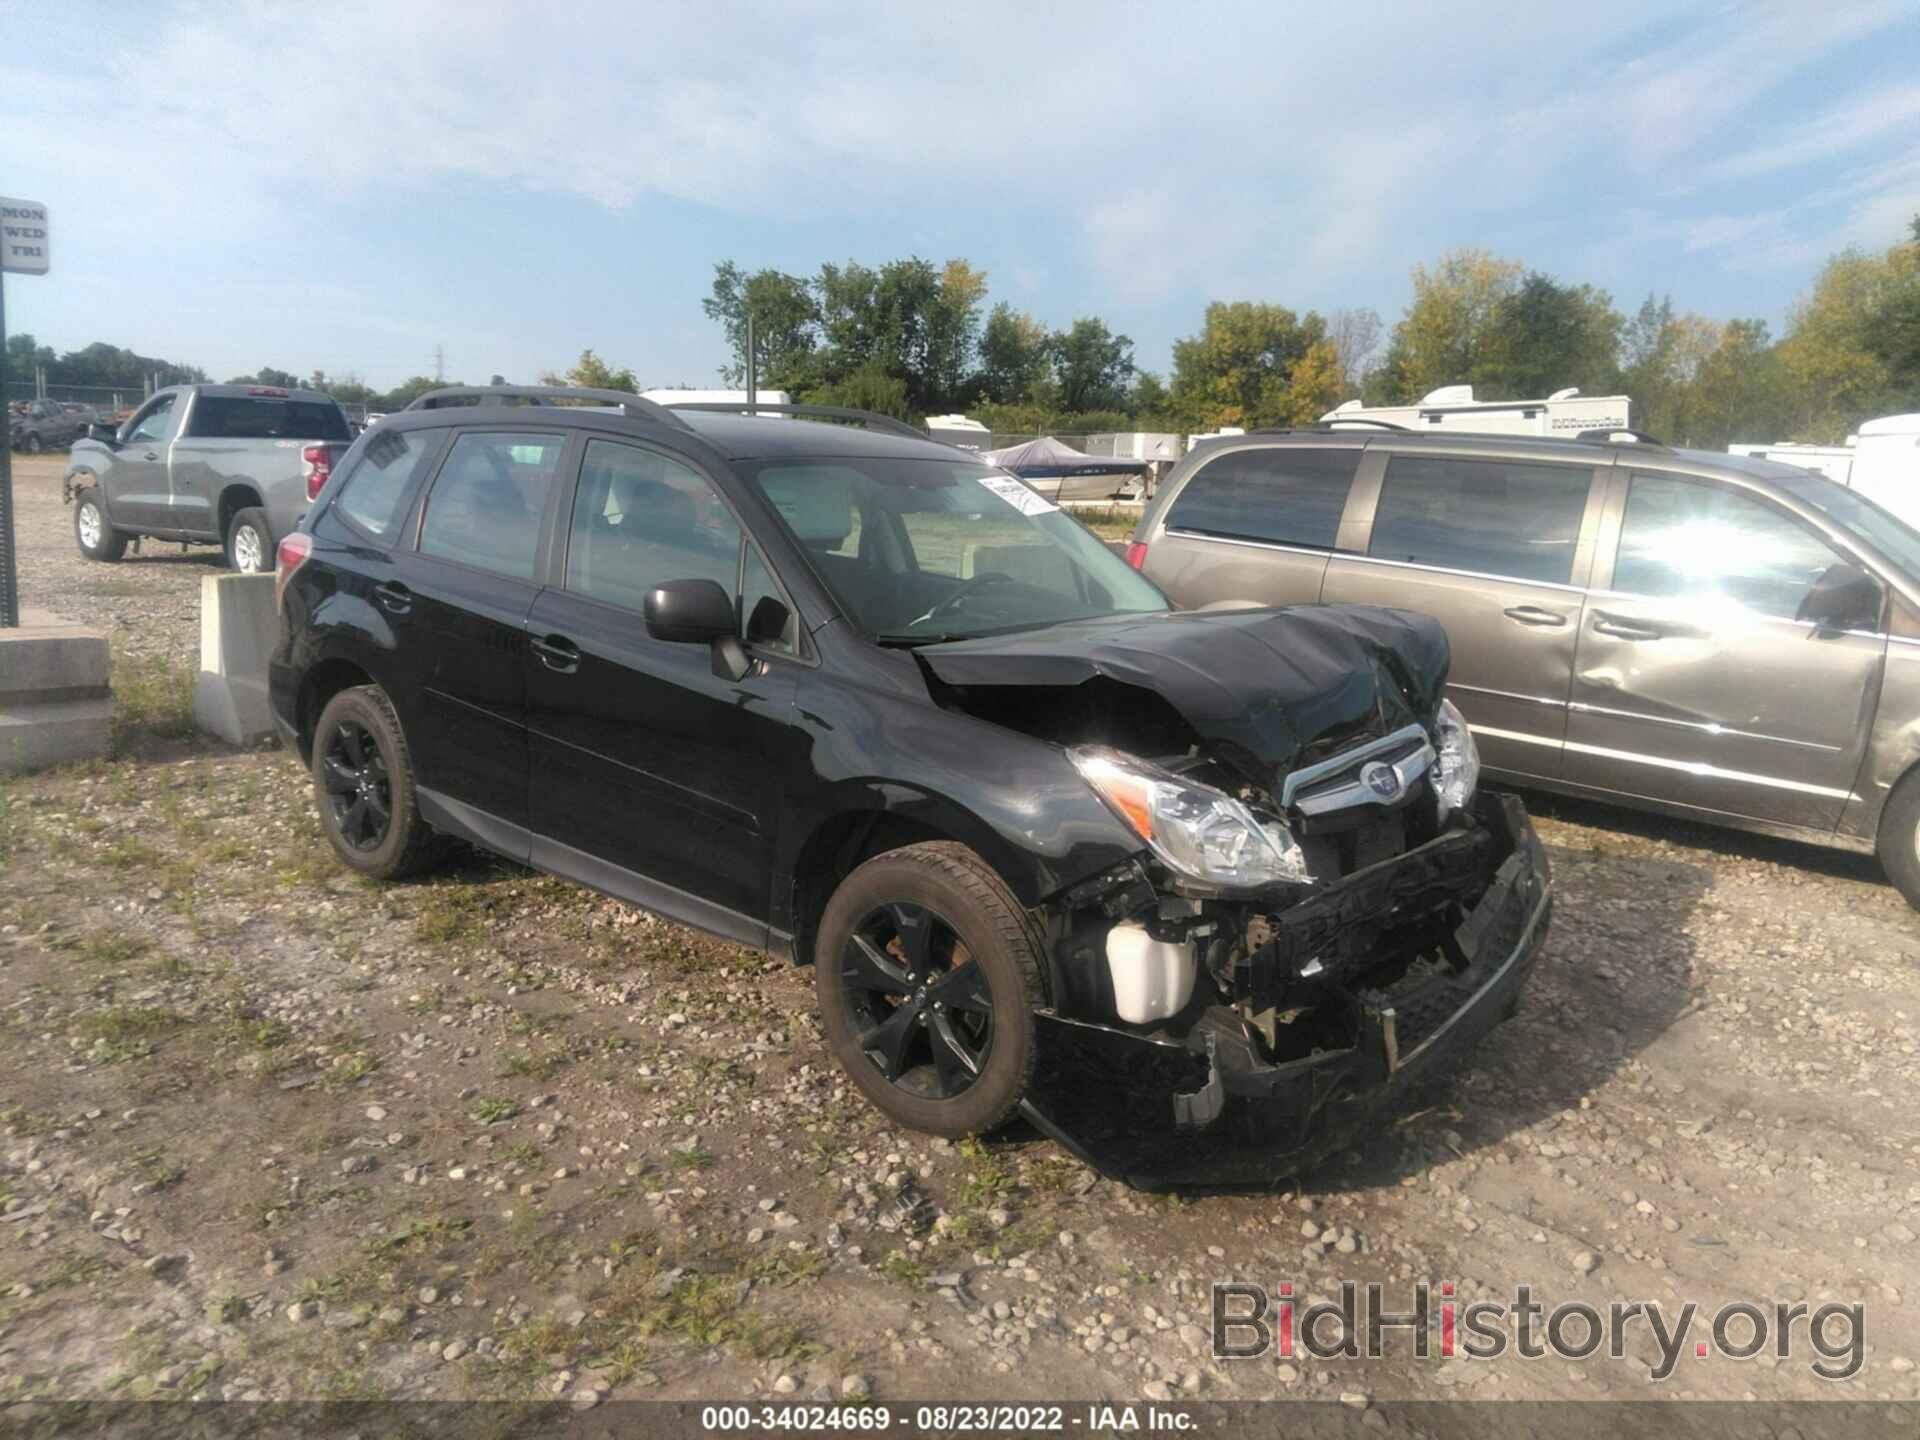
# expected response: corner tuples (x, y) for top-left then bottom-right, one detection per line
(878, 1251), (928, 1286)
(207, 1294), (250, 1325)
(128, 1147), (186, 1193)
(1066, 503), (1142, 542)
(498, 1046), (569, 1082)
(72, 1005), (186, 1063)
(0, 1106), (56, 1137)
(497, 1141), (543, 1167)
(668, 1145), (714, 1172)
(470, 1097), (518, 1125)
(73, 930), (152, 966)
(1024, 1156), (1084, 1194)
(110, 649), (197, 750)
(366, 1214), (473, 1258)
(414, 886), (494, 946)
(952, 1137), (1016, 1208)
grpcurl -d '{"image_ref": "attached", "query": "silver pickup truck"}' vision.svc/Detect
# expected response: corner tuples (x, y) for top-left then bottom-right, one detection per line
(62, 383), (353, 572)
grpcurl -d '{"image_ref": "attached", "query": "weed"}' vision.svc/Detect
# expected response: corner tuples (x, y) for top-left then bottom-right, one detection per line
(470, 1097), (518, 1125)
(878, 1251), (927, 1286)
(110, 650), (196, 751)
(72, 1006), (186, 1063)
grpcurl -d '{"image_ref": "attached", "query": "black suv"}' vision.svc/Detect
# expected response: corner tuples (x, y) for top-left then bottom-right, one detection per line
(271, 387), (1552, 1185)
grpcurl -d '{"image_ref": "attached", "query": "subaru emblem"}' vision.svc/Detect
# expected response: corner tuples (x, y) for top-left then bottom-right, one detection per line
(1361, 761), (1402, 801)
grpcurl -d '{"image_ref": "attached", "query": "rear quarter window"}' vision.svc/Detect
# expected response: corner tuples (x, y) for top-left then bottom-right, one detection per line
(1164, 447), (1360, 550)
(331, 427), (444, 540)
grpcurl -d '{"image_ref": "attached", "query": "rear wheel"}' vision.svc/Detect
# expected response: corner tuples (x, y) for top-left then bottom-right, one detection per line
(310, 685), (443, 881)
(72, 489), (127, 562)
(225, 507), (273, 574)
(1877, 768), (1920, 911)
(815, 842), (1044, 1138)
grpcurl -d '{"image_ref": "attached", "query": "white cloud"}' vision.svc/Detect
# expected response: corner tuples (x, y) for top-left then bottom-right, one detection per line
(1716, 83), (1920, 179)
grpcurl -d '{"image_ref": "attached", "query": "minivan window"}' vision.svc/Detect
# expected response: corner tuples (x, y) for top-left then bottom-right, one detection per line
(418, 431), (565, 581)
(187, 396), (351, 441)
(333, 426), (441, 539)
(1164, 447), (1360, 551)
(744, 457), (1166, 642)
(564, 439), (741, 612)
(1770, 468), (1920, 581)
(1613, 473), (1847, 622)
(1370, 455), (1591, 585)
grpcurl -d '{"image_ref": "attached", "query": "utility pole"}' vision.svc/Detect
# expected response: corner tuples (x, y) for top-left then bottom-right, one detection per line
(1, 265), (15, 626)
(434, 344), (445, 383)
(744, 312), (756, 416)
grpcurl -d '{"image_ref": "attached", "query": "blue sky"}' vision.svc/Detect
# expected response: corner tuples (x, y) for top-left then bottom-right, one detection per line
(4, 1), (1918, 393)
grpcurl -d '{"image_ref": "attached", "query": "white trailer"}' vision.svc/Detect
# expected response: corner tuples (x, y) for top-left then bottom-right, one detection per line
(1727, 441), (1856, 484)
(924, 414), (994, 453)
(1083, 432), (1183, 464)
(643, 388), (792, 409)
(1848, 414), (1920, 530)
(1321, 386), (1632, 437)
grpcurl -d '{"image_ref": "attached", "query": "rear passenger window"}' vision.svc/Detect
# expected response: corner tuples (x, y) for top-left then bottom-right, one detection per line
(334, 427), (441, 539)
(187, 396), (351, 441)
(1613, 474), (1845, 621)
(418, 431), (565, 581)
(565, 439), (742, 612)
(1369, 456), (1592, 585)
(1164, 447), (1360, 551)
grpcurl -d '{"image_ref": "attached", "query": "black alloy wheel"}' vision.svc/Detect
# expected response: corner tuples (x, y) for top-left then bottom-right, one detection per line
(320, 718), (393, 852)
(837, 900), (996, 1101)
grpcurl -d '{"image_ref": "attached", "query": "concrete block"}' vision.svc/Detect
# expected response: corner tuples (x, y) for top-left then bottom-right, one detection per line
(191, 573), (279, 745)
(0, 610), (113, 772)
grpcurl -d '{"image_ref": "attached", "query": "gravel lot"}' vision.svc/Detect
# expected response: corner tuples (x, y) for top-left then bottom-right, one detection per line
(5, 452), (1920, 1409)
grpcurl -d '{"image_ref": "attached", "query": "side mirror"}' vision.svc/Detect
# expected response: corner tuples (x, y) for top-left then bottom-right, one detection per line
(86, 421), (119, 445)
(644, 577), (750, 681)
(1797, 561), (1881, 632)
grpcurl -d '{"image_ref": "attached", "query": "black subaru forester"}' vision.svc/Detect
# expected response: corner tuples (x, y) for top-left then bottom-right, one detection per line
(271, 387), (1551, 1186)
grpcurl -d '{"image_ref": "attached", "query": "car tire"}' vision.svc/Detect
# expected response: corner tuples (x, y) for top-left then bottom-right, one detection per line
(310, 685), (444, 882)
(23, 433), (42, 454)
(1877, 768), (1920, 911)
(72, 488), (127, 563)
(815, 841), (1045, 1138)
(225, 507), (273, 574)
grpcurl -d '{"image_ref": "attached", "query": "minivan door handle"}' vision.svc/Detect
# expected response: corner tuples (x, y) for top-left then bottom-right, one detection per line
(372, 581), (412, 616)
(1502, 605), (1567, 628)
(531, 634), (581, 673)
(1591, 613), (1663, 642)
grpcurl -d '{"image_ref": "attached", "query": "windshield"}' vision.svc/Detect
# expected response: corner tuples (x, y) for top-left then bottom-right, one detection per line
(1771, 468), (1920, 580)
(742, 456), (1167, 642)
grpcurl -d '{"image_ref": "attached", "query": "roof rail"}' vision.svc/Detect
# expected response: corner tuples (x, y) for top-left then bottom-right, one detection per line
(403, 385), (692, 429)
(1574, 427), (1665, 446)
(1248, 418), (1412, 436)
(661, 400), (926, 442)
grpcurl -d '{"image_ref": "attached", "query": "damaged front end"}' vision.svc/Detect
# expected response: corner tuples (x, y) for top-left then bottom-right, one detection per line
(917, 607), (1551, 1187)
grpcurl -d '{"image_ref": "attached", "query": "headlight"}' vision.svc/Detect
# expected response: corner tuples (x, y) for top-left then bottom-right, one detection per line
(1070, 746), (1311, 888)
(1433, 698), (1480, 821)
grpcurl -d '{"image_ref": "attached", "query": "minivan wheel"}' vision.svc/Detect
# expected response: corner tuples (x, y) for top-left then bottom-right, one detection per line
(310, 685), (443, 881)
(225, 507), (273, 574)
(72, 489), (127, 562)
(1877, 769), (1920, 912)
(815, 842), (1044, 1138)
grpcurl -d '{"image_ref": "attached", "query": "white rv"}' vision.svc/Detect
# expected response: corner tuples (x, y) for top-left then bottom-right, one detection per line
(1848, 414), (1920, 530)
(1726, 441), (1856, 485)
(642, 388), (792, 410)
(1321, 386), (1632, 438)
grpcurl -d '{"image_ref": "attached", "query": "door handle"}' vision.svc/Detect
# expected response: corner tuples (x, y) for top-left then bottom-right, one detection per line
(372, 581), (412, 615)
(1502, 605), (1567, 628)
(143, 450), (158, 461)
(1592, 614), (1663, 642)
(531, 634), (580, 673)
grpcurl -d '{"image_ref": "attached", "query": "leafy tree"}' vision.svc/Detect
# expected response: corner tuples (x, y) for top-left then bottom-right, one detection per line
(1128, 370), (1174, 425)
(806, 363), (912, 420)
(1324, 307), (1382, 397)
(703, 262), (820, 389)
(1051, 317), (1135, 413)
(1686, 319), (1782, 449)
(228, 366), (302, 389)
(1775, 233), (1920, 441)
(539, 349), (638, 393)
(1375, 249), (1524, 401)
(977, 303), (1052, 404)
(1168, 301), (1327, 428)
(1477, 273), (1622, 398)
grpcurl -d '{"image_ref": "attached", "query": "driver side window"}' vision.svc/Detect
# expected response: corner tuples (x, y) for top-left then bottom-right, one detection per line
(126, 394), (178, 445)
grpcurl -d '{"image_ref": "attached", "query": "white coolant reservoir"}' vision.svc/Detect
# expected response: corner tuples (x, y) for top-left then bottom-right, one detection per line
(1105, 922), (1196, 1025)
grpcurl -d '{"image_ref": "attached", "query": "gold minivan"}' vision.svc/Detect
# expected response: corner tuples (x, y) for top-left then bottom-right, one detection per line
(1129, 427), (1920, 908)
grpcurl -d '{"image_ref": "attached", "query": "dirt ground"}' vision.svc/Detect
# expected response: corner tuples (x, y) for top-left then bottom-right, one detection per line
(4, 452), (1920, 1409)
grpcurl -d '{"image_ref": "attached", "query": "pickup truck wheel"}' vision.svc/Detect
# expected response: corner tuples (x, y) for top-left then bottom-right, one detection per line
(72, 490), (127, 562)
(225, 508), (273, 574)
(310, 685), (445, 881)
(815, 842), (1044, 1138)
(1877, 768), (1920, 912)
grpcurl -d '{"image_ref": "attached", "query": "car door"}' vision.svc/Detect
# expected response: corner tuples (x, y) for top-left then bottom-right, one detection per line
(388, 426), (573, 855)
(105, 393), (183, 530)
(1320, 449), (1607, 781)
(1564, 468), (1887, 830)
(522, 436), (801, 935)
(1145, 443), (1366, 608)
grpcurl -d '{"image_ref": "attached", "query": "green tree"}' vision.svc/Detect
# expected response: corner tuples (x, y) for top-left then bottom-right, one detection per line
(228, 366), (301, 389)
(812, 256), (984, 413)
(1375, 249), (1525, 402)
(1051, 317), (1135, 413)
(703, 262), (820, 389)
(1168, 301), (1328, 428)
(977, 302), (1052, 404)
(539, 349), (638, 393)
(1478, 273), (1622, 398)
(806, 363), (912, 420)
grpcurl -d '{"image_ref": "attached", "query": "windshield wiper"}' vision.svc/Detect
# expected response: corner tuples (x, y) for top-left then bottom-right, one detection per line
(875, 631), (977, 648)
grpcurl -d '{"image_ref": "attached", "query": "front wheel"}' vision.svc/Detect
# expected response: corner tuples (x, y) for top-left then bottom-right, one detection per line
(310, 685), (444, 881)
(815, 842), (1045, 1138)
(225, 507), (273, 574)
(1877, 769), (1920, 912)
(73, 489), (127, 562)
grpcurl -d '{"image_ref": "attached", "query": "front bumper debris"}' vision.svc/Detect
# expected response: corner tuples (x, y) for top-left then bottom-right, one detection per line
(1018, 790), (1551, 1188)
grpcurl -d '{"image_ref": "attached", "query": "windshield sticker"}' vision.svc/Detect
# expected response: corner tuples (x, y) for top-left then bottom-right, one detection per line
(978, 473), (1058, 516)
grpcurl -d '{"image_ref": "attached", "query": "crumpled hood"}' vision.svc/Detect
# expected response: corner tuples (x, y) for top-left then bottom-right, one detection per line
(915, 605), (1450, 795)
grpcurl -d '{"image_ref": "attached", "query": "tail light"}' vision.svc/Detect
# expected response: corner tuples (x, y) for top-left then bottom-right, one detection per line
(302, 445), (333, 501)
(1124, 541), (1148, 571)
(275, 532), (313, 612)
